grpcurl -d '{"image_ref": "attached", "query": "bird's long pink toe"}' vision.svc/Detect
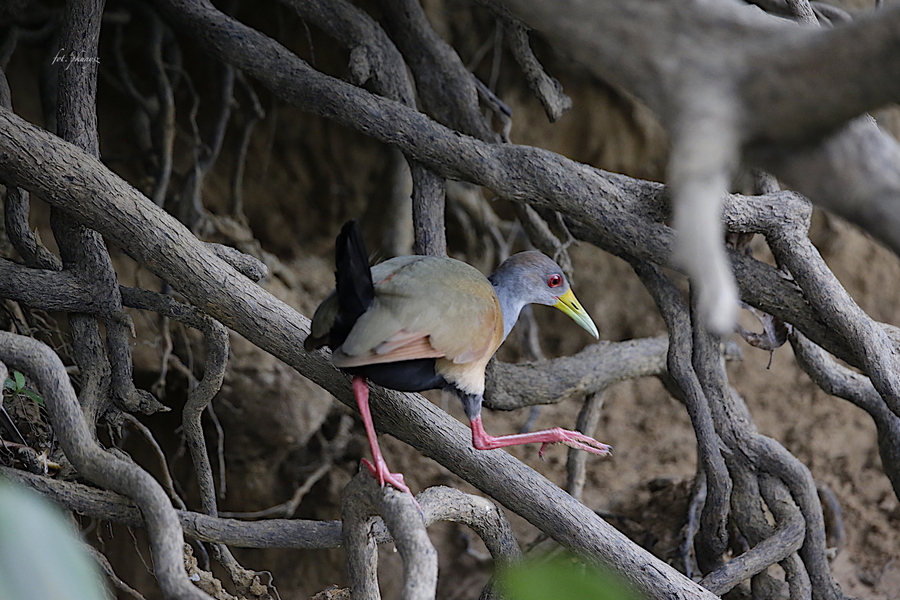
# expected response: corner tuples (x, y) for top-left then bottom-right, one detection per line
(361, 457), (412, 495)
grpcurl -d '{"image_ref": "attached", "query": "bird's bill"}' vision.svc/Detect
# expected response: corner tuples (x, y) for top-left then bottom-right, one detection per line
(553, 289), (599, 339)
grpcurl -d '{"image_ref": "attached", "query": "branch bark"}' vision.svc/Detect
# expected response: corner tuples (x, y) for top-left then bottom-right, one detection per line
(53, 0), (152, 430)
(280, 0), (448, 256)
(3, 466), (521, 568)
(342, 471), (438, 600)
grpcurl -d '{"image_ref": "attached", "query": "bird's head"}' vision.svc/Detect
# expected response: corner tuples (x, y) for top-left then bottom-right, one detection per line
(489, 251), (599, 339)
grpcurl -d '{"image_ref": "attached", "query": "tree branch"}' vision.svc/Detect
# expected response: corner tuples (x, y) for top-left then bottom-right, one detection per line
(790, 331), (900, 498)
(54, 0), (152, 428)
(281, 0), (447, 256)
(699, 476), (806, 595)
(4, 466), (522, 569)
(0, 259), (105, 314)
(632, 260), (732, 574)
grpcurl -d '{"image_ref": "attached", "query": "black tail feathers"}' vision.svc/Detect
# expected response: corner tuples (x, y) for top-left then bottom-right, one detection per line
(334, 220), (375, 327)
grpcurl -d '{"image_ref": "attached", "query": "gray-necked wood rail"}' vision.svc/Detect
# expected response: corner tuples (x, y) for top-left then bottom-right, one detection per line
(305, 221), (610, 494)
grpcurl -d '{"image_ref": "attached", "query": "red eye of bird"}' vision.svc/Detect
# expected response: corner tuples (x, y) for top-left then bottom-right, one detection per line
(548, 274), (563, 288)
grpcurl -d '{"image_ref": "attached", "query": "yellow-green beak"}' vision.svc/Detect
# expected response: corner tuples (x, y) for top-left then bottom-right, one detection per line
(553, 289), (599, 339)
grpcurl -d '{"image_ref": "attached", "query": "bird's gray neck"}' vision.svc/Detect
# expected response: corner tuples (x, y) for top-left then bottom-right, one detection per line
(492, 281), (526, 342)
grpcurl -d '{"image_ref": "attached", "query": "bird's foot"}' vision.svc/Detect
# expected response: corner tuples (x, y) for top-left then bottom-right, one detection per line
(470, 416), (611, 458)
(361, 458), (423, 515)
(361, 458), (411, 495)
(538, 428), (612, 458)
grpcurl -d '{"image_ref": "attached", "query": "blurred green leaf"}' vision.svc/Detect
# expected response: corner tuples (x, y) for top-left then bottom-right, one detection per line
(0, 479), (109, 600)
(13, 371), (25, 390)
(498, 553), (642, 600)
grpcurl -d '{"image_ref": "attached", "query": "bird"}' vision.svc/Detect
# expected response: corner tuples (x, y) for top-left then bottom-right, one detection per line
(304, 220), (610, 494)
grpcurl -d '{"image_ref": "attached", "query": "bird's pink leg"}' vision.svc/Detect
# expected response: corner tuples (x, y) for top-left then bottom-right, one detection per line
(469, 415), (612, 458)
(352, 376), (412, 495)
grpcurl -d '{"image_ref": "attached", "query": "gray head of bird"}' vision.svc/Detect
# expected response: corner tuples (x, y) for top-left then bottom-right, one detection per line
(488, 251), (599, 342)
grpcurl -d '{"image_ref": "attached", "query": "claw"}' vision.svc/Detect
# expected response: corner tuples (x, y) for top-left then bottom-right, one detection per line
(539, 433), (613, 458)
(361, 458), (422, 515)
(361, 457), (411, 494)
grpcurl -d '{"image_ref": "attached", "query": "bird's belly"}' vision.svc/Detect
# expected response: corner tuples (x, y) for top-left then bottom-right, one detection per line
(346, 358), (448, 392)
